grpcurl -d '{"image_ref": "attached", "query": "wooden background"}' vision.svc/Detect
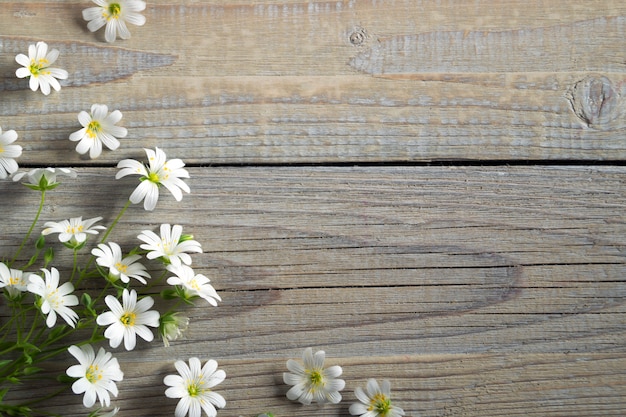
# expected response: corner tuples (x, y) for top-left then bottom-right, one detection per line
(1, 1), (626, 416)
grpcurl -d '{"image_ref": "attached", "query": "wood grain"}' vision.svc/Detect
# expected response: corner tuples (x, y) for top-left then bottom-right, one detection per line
(1, 166), (625, 415)
(1, 1), (626, 163)
(1, 1), (625, 416)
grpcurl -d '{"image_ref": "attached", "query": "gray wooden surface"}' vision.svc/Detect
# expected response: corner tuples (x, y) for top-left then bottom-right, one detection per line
(1, 1), (625, 416)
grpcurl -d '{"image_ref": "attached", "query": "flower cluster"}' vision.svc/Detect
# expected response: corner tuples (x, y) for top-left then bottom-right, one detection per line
(2, 3), (412, 417)
(282, 348), (405, 417)
(2, 5), (223, 412)
(1, 153), (221, 416)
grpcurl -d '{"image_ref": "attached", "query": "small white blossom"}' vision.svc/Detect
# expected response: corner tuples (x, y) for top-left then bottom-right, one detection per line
(12, 167), (77, 190)
(0, 127), (21, 179)
(116, 147), (190, 211)
(92, 242), (151, 284)
(27, 267), (79, 328)
(70, 104), (128, 159)
(15, 41), (68, 95)
(42, 216), (105, 248)
(349, 379), (405, 417)
(283, 347), (345, 405)
(83, 0), (146, 43)
(66, 344), (124, 408)
(167, 264), (221, 307)
(164, 357), (226, 417)
(97, 288), (160, 351)
(138, 224), (202, 267)
(0, 262), (31, 298)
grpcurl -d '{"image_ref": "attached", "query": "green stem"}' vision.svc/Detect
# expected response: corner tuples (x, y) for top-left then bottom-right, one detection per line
(101, 199), (131, 244)
(70, 249), (79, 283)
(145, 269), (169, 291)
(10, 190), (46, 267)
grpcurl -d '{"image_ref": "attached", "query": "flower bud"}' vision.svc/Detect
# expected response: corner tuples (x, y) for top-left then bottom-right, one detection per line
(43, 247), (54, 266)
(159, 312), (189, 347)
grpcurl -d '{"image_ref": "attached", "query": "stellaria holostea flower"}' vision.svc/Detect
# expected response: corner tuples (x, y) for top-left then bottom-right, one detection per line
(97, 288), (160, 351)
(116, 147), (190, 211)
(166, 264), (221, 307)
(164, 357), (226, 417)
(70, 104), (128, 159)
(27, 267), (79, 328)
(283, 347), (345, 405)
(0, 127), (21, 179)
(12, 167), (77, 191)
(137, 224), (202, 267)
(15, 41), (68, 95)
(349, 379), (405, 417)
(83, 0), (147, 43)
(66, 344), (124, 408)
(0, 262), (31, 299)
(92, 242), (151, 284)
(42, 216), (106, 249)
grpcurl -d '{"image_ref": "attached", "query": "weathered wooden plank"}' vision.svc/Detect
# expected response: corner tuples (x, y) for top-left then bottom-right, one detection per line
(1, 166), (624, 359)
(2, 2), (626, 163)
(6, 353), (626, 416)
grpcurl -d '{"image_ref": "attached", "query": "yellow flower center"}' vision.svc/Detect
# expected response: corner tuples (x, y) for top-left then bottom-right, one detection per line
(108, 3), (121, 18)
(368, 393), (392, 416)
(87, 120), (101, 138)
(114, 262), (128, 273)
(9, 276), (20, 285)
(307, 370), (324, 388)
(65, 224), (84, 235)
(187, 381), (207, 397)
(120, 312), (136, 326)
(86, 364), (103, 383)
(147, 172), (161, 183)
(29, 59), (49, 77)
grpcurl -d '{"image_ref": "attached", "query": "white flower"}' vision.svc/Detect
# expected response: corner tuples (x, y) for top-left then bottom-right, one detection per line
(27, 267), (79, 328)
(116, 147), (190, 211)
(164, 357), (226, 417)
(0, 127), (21, 179)
(66, 344), (124, 408)
(12, 167), (77, 190)
(83, 0), (146, 43)
(69, 104), (128, 159)
(92, 242), (151, 284)
(97, 288), (160, 351)
(166, 264), (221, 307)
(138, 224), (202, 267)
(15, 41), (68, 95)
(42, 216), (105, 248)
(283, 347), (345, 405)
(0, 262), (32, 298)
(349, 379), (405, 417)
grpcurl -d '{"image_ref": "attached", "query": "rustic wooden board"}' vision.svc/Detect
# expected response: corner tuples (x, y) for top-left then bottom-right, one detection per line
(1, 166), (625, 416)
(1, 1), (626, 163)
(1, 1), (626, 416)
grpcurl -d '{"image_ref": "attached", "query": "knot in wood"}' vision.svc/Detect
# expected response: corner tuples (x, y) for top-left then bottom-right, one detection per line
(349, 27), (367, 46)
(568, 75), (620, 128)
